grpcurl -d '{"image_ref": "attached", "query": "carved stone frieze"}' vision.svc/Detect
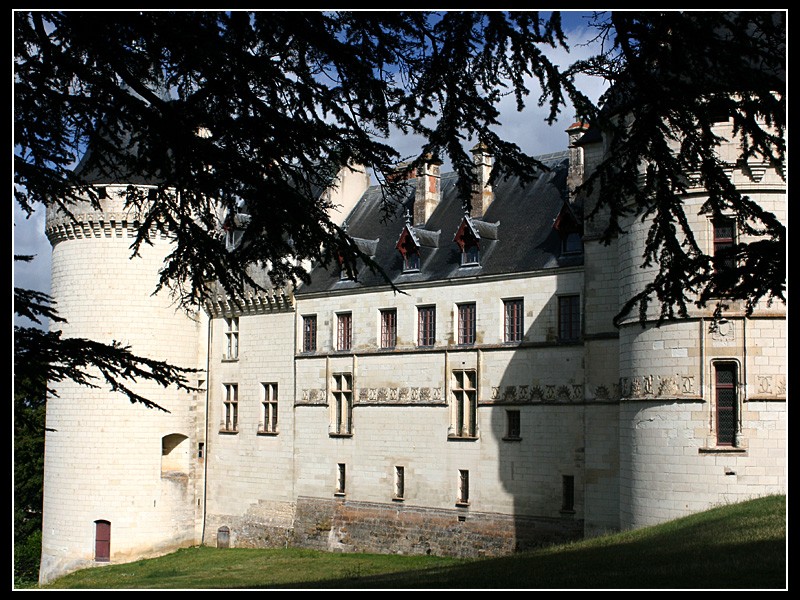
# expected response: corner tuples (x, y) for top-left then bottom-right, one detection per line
(353, 386), (444, 405)
(757, 375), (772, 395)
(486, 383), (585, 404)
(299, 385), (445, 405)
(620, 374), (697, 400)
(298, 388), (327, 406)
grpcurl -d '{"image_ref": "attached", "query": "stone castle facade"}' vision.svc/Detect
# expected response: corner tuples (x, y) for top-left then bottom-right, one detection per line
(38, 120), (787, 584)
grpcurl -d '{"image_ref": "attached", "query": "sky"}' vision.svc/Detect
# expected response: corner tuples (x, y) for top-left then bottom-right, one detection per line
(12, 12), (609, 327)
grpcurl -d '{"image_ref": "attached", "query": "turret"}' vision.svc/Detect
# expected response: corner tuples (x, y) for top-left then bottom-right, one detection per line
(39, 149), (208, 583)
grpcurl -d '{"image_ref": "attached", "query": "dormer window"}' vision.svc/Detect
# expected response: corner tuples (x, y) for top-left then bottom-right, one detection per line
(454, 215), (481, 267)
(562, 232), (583, 255)
(462, 244), (480, 266)
(396, 213), (422, 273)
(337, 254), (356, 281)
(223, 208), (250, 252)
(553, 202), (583, 256)
(404, 251), (420, 272)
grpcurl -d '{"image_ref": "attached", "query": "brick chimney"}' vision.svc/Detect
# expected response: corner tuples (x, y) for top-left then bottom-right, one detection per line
(470, 142), (494, 218)
(413, 154), (443, 226)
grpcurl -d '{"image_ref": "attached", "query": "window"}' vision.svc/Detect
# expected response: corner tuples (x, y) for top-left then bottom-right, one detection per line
(380, 309), (397, 349)
(336, 463), (346, 495)
(450, 370), (477, 438)
(302, 315), (317, 353)
(396, 224), (421, 273)
(461, 244), (480, 266)
(222, 383), (238, 432)
(418, 306), (436, 347)
(504, 299), (524, 343)
(454, 216), (481, 266)
(562, 232), (583, 254)
(562, 475), (575, 512)
(224, 317), (239, 360)
(404, 251), (420, 273)
(161, 433), (189, 473)
(457, 470), (470, 505)
(394, 466), (405, 500)
(558, 295), (580, 341)
(338, 253), (356, 281)
(260, 382), (278, 434)
(505, 410), (521, 440)
(457, 303), (476, 345)
(713, 217), (736, 272)
(94, 520), (111, 562)
(336, 313), (352, 351)
(715, 363), (738, 446)
(331, 373), (353, 435)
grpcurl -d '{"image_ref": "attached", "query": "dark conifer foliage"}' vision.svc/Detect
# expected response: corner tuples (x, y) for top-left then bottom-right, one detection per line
(14, 10), (786, 399)
(576, 12), (785, 324)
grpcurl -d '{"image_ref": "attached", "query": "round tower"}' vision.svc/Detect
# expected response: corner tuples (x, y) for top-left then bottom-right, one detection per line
(39, 173), (208, 582)
(615, 122), (787, 529)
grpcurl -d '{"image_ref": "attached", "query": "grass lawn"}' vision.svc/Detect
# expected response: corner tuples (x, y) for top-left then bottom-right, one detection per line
(35, 494), (786, 590)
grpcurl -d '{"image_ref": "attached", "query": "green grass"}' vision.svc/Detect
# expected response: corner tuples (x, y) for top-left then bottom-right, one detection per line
(36, 495), (786, 590)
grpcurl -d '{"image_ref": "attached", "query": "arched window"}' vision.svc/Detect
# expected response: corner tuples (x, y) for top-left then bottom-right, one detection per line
(161, 433), (190, 474)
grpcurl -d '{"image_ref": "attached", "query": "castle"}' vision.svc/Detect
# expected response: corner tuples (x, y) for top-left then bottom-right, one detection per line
(38, 118), (787, 584)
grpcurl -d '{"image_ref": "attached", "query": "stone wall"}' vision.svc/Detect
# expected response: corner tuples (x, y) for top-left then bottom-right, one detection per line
(292, 496), (583, 558)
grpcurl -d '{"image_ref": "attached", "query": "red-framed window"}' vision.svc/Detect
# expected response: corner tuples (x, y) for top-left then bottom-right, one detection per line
(337, 313), (352, 351)
(418, 306), (436, 347)
(302, 315), (317, 352)
(504, 299), (524, 343)
(458, 303), (476, 345)
(380, 309), (397, 348)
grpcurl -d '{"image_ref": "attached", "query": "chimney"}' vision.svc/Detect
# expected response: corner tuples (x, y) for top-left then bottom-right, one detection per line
(566, 121), (589, 199)
(324, 163), (371, 228)
(470, 142), (494, 218)
(413, 154), (443, 226)
(386, 161), (414, 184)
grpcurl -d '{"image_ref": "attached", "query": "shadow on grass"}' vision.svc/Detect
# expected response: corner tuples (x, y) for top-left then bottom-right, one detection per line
(263, 502), (786, 590)
(274, 539), (784, 589)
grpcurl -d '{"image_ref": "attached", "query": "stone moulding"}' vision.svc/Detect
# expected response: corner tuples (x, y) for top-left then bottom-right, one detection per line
(486, 383), (590, 404)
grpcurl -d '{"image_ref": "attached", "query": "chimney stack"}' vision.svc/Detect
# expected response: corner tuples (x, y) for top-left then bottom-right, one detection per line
(566, 121), (589, 199)
(470, 142), (494, 218)
(413, 154), (443, 226)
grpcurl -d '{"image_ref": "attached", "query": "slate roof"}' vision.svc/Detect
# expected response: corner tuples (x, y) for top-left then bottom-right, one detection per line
(296, 150), (582, 296)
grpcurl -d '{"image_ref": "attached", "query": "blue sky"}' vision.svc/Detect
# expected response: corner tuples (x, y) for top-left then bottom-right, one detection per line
(12, 11), (607, 326)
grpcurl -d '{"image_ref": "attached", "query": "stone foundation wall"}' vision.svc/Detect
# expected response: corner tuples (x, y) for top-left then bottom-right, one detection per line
(291, 496), (583, 558)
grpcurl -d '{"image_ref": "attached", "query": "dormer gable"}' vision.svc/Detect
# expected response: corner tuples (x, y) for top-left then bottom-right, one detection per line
(454, 213), (482, 266)
(395, 212), (422, 272)
(553, 200), (583, 255)
(337, 222), (379, 280)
